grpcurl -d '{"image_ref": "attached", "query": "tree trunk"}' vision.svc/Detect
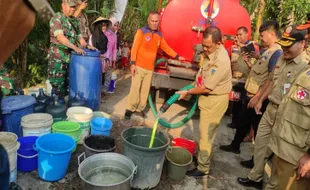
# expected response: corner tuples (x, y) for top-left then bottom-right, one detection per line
(17, 39), (28, 88)
(254, 0), (266, 41)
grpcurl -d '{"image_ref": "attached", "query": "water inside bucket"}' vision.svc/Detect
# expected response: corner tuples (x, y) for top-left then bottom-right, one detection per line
(126, 135), (165, 148)
(84, 166), (129, 185)
(85, 136), (115, 150)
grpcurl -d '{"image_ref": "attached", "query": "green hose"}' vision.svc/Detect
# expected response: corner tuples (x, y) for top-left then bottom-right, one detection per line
(148, 92), (198, 129)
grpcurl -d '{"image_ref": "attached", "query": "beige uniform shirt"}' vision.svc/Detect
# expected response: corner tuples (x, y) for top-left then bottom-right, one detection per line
(197, 45), (232, 95)
(244, 44), (282, 95)
(268, 51), (310, 105)
(269, 66), (310, 166)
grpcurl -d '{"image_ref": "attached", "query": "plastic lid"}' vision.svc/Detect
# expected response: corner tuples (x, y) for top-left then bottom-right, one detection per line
(2, 95), (36, 114)
(71, 48), (101, 57)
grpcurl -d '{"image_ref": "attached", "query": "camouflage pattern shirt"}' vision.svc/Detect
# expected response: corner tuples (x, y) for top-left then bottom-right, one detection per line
(77, 12), (90, 42)
(48, 12), (82, 63)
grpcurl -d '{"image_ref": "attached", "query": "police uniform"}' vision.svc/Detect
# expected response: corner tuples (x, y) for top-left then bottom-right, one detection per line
(247, 26), (310, 187)
(196, 45), (232, 174)
(268, 67), (310, 190)
(220, 43), (282, 153)
(48, 1), (83, 95)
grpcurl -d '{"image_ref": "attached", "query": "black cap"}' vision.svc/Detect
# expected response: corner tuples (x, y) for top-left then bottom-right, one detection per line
(277, 25), (306, 47)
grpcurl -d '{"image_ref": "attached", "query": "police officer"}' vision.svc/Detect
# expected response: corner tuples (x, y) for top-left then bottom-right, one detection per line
(177, 26), (232, 177)
(48, 0), (94, 96)
(238, 25), (310, 189)
(220, 21), (282, 158)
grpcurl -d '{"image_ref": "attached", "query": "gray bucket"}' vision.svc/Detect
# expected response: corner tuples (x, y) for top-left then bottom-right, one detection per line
(78, 152), (137, 190)
(121, 127), (170, 189)
(83, 135), (116, 158)
(166, 147), (193, 180)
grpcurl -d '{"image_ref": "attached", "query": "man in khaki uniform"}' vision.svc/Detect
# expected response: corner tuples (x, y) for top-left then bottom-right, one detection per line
(238, 25), (310, 189)
(267, 68), (310, 190)
(220, 21), (282, 159)
(177, 26), (232, 177)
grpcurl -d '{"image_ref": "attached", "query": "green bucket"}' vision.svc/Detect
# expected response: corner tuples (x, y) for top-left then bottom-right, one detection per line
(166, 147), (193, 180)
(52, 121), (81, 153)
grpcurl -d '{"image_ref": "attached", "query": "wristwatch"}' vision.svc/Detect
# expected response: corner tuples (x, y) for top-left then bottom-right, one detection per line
(25, 0), (55, 21)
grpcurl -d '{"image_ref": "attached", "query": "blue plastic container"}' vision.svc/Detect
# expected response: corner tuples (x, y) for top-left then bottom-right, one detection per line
(108, 80), (116, 93)
(69, 49), (102, 111)
(2, 95), (36, 137)
(17, 136), (38, 172)
(34, 133), (75, 181)
(90, 117), (113, 136)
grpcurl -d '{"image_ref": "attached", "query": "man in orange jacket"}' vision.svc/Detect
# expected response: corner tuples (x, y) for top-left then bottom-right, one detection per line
(124, 11), (185, 119)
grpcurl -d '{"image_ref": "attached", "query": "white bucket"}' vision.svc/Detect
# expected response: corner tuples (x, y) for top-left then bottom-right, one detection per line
(67, 106), (93, 144)
(21, 113), (53, 137)
(0, 132), (20, 172)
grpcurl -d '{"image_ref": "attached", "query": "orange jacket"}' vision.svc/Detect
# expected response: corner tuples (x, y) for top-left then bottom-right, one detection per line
(130, 26), (178, 70)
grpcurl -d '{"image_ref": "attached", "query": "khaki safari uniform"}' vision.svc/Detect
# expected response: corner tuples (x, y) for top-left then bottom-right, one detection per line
(248, 51), (310, 186)
(197, 45), (232, 174)
(245, 44), (282, 96)
(48, 12), (82, 95)
(268, 67), (310, 190)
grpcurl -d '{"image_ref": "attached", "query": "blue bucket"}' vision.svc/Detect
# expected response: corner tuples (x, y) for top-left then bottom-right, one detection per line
(2, 95), (36, 137)
(34, 133), (75, 181)
(9, 168), (17, 183)
(90, 117), (113, 136)
(17, 136), (38, 172)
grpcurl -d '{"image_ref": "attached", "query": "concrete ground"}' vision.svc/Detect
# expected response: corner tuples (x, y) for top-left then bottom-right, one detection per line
(16, 71), (269, 190)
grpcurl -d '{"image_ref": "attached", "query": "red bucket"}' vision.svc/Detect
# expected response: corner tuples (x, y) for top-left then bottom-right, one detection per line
(171, 138), (196, 156)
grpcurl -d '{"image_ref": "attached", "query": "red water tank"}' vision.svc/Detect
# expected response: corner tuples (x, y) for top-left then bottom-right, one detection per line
(160, 0), (251, 61)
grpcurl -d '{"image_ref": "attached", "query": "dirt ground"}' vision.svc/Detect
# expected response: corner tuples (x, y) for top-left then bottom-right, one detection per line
(16, 71), (270, 190)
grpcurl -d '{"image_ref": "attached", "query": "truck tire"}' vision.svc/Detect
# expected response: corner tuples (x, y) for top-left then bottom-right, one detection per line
(155, 89), (166, 104)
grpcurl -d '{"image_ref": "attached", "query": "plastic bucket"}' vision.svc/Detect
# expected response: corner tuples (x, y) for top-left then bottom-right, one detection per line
(67, 107), (93, 144)
(0, 132), (20, 172)
(90, 118), (113, 136)
(2, 95), (36, 137)
(78, 152), (137, 190)
(83, 135), (116, 158)
(166, 147), (193, 180)
(121, 127), (170, 189)
(52, 121), (81, 153)
(21, 113), (53, 137)
(34, 133), (75, 181)
(92, 111), (111, 119)
(171, 138), (197, 156)
(17, 136), (38, 172)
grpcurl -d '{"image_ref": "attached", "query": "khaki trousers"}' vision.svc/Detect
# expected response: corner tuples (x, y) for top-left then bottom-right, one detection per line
(197, 94), (229, 174)
(248, 103), (278, 187)
(127, 66), (153, 112)
(266, 155), (310, 190)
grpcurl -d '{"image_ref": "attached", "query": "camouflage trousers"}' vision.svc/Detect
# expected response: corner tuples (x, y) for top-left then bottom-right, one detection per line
(48, 57), (69, 96)
(48, 46), (70, 96)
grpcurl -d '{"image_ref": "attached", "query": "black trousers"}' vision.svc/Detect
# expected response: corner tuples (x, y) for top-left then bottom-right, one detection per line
(231, 98), (269, 150)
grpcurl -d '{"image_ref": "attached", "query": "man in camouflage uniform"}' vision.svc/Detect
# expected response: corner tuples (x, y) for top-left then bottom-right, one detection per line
(74, 0), (91, 42)
(48, 0), (89, 96)
(0, 65), (14, 96)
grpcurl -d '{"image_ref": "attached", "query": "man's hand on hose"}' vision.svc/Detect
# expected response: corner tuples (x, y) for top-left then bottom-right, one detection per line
(295, 154), (310, 179)
(130, 64), (137, 77)
(176, 90), (188, 100)
(74, 47), (86, 56)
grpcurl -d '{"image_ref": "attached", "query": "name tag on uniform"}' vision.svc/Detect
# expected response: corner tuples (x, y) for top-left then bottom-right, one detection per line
(283, 83), (291, 95)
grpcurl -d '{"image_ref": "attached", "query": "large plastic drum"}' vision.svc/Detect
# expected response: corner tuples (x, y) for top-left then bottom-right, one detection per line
(2, 95), (36, 137)
(69, 49), (102, 111)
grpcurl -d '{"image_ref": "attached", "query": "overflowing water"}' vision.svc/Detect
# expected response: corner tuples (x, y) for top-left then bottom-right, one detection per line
(148, 111), (163, 148)
(84, 166), (129, 185)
